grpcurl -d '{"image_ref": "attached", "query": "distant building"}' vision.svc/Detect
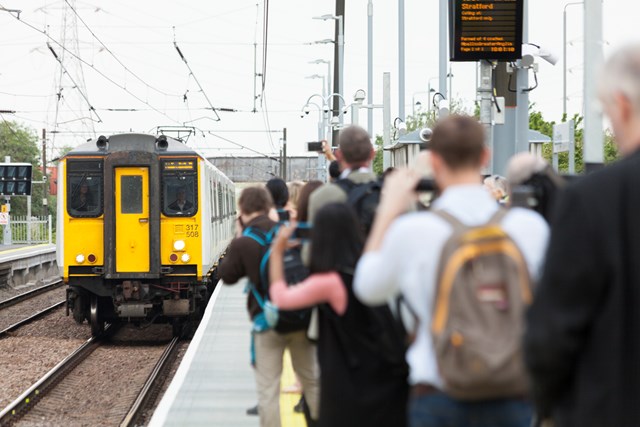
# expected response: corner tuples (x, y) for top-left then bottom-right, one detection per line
(208, 156), (324, 183)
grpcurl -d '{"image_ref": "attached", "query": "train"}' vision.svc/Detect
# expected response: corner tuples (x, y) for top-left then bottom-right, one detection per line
(56, 133), (236, 336)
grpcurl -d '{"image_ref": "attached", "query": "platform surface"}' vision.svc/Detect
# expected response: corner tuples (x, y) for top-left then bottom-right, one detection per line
(150, 280), (307, 427)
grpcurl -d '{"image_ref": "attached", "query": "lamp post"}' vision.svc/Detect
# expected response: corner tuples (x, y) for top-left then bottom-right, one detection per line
(306, 74), (326, 104)
(412, 91), (434, 117)
(309, 59), (332, 100)
(563, 1), (583, 119)
(314, 14), (344, 128)
(427, 77), (439, 113)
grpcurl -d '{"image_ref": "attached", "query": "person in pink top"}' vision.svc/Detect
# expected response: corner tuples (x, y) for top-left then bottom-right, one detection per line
(269, 202), (409, 427)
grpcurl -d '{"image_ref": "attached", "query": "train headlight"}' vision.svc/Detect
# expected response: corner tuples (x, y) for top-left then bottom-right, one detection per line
(173, 240), (186, 251)
(181, 253), (191, 263)
(76, 254), (85, 264)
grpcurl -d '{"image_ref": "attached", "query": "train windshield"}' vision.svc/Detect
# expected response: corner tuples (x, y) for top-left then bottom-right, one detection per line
(67, 160), (103, 218)
(162, 159), (197, 217)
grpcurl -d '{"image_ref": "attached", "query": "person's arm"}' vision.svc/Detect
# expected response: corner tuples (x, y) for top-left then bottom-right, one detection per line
(217, 238), (248, 285)
(269, 225), (347, 314)
(524, 186), (606, 418)
(355, 169), (421, 305)
(322, 140), (336, 162)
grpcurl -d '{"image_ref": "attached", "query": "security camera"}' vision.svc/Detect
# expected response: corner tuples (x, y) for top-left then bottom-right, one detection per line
(397, 121), (407, 136)
(323, 107), (330, 114)
(419, 128), (433, 143)
(303, 105), (310, 115)
(522, 43), (559, 67)
(353, 89), (366, 103)
(342, 107), (349, 115)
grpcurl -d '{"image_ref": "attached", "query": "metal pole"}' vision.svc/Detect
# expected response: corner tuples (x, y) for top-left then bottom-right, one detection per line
(564, 2), (583, 120)
(282, 128), (287, 181)
(439, 0), (448, 100)
(338, 15), (345, 128)
(583, 0), (604, 171)
(42, 128), (48, 217)
(48, 214), (52, 244)
(27, 195), (32, 244)
(515, 0), (530, 154)
(383, 72), (392, 170)
(569, 119), (576, 174)
(399, 0), (406, 120)
(479, 62), (494, 173)
(367, 0), (373, 136)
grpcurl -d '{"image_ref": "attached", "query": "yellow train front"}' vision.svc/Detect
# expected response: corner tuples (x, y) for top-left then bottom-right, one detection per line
(56, 134), (236, 336)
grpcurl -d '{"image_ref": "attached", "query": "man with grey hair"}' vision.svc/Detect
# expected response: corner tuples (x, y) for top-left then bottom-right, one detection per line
(308, 125), (377, 224)
(525, 44), (640, 426)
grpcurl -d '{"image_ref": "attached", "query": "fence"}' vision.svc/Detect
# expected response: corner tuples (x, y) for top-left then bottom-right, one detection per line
(1, 215), (52, 245)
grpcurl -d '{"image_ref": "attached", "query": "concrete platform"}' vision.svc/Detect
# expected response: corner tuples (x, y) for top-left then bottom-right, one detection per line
(150, 280), (307, 427)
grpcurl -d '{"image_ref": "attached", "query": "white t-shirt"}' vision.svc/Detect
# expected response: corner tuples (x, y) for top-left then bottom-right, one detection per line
(354, 184), (549, 386)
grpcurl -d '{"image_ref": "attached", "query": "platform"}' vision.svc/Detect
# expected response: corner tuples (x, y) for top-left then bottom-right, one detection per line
(0, 244), (57, 288)
(150, 280), (306, 427)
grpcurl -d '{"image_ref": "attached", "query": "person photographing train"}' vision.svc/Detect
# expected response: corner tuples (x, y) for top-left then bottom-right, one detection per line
(218, 186), (319, 427)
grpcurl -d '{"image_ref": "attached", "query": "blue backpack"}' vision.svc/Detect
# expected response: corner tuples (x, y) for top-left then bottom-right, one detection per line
(242, 225), (312, 334)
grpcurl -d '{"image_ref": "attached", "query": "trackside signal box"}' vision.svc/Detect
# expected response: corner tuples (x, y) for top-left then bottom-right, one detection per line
(0, 163), (33, 196)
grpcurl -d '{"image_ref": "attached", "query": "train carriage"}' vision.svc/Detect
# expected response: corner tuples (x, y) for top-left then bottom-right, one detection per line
(56, 134), (235, 336)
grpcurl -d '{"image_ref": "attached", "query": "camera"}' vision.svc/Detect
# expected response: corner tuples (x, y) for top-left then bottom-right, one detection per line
(415, 178), (436, 192)
(307, 141), (324, 152)
(292, 223), (312, 240)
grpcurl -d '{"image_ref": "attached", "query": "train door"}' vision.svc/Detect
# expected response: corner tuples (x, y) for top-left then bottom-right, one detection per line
(115, 167), (150, 272)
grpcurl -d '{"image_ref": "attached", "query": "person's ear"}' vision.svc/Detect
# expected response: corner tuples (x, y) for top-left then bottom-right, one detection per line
(369, 147), (376, 161)
(335, 149), (344, 162)
(480, 147), (490, 168)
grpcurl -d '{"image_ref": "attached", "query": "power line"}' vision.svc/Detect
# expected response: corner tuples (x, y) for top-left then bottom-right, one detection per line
(63, 0), (180, 98)
(1, 8), (183, 125)
(174, 39), (221, 122)
(47, 42), (103, 123)
(206, 131), (280, 161)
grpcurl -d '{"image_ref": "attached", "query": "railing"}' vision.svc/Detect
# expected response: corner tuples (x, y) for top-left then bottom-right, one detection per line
(1, 215), (52, 244)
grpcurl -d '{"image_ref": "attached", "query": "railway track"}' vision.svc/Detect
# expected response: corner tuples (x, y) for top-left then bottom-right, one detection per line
(0, 325), (181, 427)
(0, 280), (66, 338)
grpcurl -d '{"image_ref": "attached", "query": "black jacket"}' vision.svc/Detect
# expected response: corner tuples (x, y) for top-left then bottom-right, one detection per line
(218, 215), (276, 319)
(524, 149), (640, 426)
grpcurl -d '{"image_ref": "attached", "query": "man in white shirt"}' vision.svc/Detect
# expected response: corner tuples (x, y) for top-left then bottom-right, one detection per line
(354, 115), (549, 427)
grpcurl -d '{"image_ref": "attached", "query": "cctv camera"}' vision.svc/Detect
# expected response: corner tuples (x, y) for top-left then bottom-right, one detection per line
(342, 107), (349, 115)
(522, 43), (559, 67)
(353, 89), (366, 103)
(303, 106), (310, 115)
(397, 122), (407, 136)
(419, 128), (433, 143)
(538, 47), (559, 66)
(323, 107), (330, 114)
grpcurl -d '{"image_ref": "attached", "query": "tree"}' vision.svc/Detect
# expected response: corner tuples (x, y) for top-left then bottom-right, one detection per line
(529, 108), (619, 173)
(0, 120), (44, 217)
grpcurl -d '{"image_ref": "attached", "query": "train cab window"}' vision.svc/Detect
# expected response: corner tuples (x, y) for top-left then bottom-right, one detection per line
(121, 176), (143, 214)
(67, 160), (103, 218)
(162, 160), (197, 217)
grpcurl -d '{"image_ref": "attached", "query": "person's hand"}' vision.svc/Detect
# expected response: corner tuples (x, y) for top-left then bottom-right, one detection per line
(272, 222), (298, 254)
(322, 140), (336, 161)
(235, 217), (244, 238)
(378, 168), (421, 219)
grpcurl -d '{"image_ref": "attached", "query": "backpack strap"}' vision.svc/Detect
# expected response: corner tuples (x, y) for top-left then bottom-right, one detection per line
(433, 210), (467, 234)
(486, 207), (508, 225)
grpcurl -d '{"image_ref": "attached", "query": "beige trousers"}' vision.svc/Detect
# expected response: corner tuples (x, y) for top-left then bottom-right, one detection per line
(254, 329), (320, 427)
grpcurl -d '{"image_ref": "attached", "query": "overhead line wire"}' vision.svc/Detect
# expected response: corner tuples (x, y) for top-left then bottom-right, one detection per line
(174, 40), (222, 122)
(1, 8), (183, 125)
(47, 42), (102, 123)
(63, 0), (180, 97)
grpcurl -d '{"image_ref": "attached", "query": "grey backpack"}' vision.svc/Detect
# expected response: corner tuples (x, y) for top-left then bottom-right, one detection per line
(431, 209), (532, 400)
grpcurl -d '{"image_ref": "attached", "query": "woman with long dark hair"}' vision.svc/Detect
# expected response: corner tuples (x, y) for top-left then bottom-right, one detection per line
(269, 203), (408, 427)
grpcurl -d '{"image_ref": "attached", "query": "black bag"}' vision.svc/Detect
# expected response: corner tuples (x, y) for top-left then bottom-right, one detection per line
(335, 179), (382, 237)
(243, 226), (312, 334)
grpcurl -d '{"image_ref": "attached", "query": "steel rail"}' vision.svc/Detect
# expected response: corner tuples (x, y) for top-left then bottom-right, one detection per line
(0, 300), (66, 338)
(120, 336), (181, 427)
(0, 324), (113, 426)
(0, 279), (63, 311)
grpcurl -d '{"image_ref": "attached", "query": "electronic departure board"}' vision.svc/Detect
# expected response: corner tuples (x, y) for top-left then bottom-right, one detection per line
(450, 0), (523, 62)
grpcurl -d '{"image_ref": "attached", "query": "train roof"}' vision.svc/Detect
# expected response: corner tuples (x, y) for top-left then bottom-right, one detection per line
(64, 133), (200, 157)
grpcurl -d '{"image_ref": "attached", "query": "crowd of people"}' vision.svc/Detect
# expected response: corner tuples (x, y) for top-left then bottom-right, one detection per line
(218, 44), (640, 427)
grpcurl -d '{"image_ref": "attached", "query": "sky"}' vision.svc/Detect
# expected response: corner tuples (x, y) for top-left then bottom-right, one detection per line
(1, 0), (638, 160)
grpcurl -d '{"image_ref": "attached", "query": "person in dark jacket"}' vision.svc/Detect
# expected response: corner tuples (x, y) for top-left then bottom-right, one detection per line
(218, 186), (319, 427)
(524, 44), (640, 427)
(269, 203), (409, 427)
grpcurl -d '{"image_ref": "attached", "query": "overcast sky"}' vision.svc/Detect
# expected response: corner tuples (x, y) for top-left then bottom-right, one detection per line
(1, 0), (638, 159)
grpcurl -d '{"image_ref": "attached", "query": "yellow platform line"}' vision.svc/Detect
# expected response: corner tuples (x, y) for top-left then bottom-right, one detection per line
(0, 243), (51, 255)
(280, 350), (306, 427)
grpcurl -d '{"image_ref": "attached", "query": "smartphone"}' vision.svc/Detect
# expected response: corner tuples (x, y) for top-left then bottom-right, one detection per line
(292, 223), (312, 240)
(307, 141), (323, 152)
